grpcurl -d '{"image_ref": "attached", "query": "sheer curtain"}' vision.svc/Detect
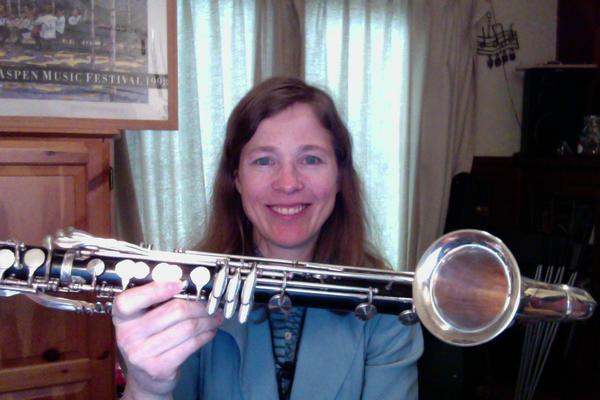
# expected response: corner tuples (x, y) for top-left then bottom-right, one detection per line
(116, 0), (486, 270)
(407, 0), (488, 265)
(304, 0), (413, 268)
(116, 0), (257, 250)
(304, 0), (486, 268)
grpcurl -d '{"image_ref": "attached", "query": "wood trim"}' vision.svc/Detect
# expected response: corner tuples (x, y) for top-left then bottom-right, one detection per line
(0, 359), (92, 392)
(0, 382), (88, 400)
(516, 64), (598, 71)
(165, 0), (179, 132)
(0, 126), (123, 136)
(0, 141), (89, 165)
(0, 131), (122, 139)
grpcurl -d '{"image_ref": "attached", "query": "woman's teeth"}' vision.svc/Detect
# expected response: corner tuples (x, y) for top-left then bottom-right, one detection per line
(271, 205), (306, 215)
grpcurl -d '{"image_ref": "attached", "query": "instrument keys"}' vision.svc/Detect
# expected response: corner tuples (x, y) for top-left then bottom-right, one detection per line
(115, 260), (135, 289)
(268, 293), (293, 314)
(24, 248), (45, 270)
(355, 287), (377, 321)
(86, 259), (106, 288)
(354, 302), (377, 321)
(207, 261), (229, 315)
(268, 271), (292, 314)
(152, 263), (183, 283)
(190, 267), (211, 299)
(398, 309), (419, 325)
(133, 262), (151, 279)
(86, 259), (106, 277)
(60, 252), (75, 285)
(0, 249), (16, 278)
(238, 264), (258, 323)
(115, 260), (150, 290)
(223, 270), (241, 319)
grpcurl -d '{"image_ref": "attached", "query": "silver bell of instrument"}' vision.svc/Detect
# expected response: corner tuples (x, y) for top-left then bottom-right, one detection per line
(413, 229), (596, 346)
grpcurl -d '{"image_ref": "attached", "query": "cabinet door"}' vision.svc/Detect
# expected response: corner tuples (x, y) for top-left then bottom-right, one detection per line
(558, 0), (600, 64)
(0, 138), (115, 400)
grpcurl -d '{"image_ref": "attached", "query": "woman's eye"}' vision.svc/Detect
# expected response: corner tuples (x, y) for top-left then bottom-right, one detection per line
(303, 155), (322, 165)
(253, 157), (272, 166)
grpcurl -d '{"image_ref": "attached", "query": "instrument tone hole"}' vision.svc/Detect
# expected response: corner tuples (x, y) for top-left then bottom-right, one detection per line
(432, 245), (510, 331)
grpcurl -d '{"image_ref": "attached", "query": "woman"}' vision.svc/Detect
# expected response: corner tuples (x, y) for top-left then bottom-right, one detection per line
(114, 77), (423, 400)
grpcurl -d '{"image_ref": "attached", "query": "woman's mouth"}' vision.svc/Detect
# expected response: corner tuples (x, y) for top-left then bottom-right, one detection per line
(269, 205), (307, 216)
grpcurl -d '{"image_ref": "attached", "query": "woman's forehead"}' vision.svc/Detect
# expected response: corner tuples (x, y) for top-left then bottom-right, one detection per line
(252, 103), (329, 139)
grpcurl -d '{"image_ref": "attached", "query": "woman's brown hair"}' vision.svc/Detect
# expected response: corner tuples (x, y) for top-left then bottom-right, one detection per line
(197, 77), (388, 269)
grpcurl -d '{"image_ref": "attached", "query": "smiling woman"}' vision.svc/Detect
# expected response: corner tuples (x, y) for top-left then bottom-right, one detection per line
(198, 77), (389, 270)
(113, 77), (423, 400)
(235, 103), (339, 261)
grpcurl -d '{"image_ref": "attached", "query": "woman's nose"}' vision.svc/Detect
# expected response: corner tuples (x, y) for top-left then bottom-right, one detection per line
(272, 164), (304, 194)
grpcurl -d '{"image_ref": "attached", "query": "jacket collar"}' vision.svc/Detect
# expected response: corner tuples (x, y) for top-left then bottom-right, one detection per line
(221, 308), (365, 400)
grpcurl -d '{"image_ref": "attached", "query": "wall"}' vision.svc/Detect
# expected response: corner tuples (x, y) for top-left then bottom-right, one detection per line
(474, 0), (558, 156)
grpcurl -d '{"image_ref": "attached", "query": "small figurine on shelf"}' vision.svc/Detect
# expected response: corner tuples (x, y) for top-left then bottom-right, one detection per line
(577, 115), (600, 155)
(556, 141), (573, 156)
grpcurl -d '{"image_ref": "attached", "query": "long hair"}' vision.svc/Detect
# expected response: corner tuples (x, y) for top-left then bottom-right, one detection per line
(197, 77), (388, 269)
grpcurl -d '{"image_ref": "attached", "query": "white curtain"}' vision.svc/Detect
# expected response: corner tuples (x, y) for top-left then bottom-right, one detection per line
(304, 0), (413, 268)
(117, 0), (257, 250)
(407, 0), (489, 265)
(303, 0), (487, 268)
(116, 0), (487, 270)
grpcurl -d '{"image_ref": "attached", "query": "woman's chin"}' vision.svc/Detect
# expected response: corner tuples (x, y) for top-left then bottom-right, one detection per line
(258, 233), (317, 257)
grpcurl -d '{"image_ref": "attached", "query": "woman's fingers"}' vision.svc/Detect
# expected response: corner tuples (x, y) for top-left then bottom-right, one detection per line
(112, 280), (184, 322)
(116, 298), (220, 350)
(129, 328), (221, 381)
(129, 306), (224, 360)
(112, 281), (225, 396)
(135, 298), (214, 337)
(113, 282), (225, 377)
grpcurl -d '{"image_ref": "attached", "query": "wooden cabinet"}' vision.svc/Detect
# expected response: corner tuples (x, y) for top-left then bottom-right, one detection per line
(0, 136), (116, 399)
(558, 0), (600, 64)
(520, 66), (599, 157)
(467, 155), (600, 399)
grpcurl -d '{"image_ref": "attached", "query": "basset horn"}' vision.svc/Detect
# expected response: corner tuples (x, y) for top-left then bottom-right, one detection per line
(0, 229), (595, 346)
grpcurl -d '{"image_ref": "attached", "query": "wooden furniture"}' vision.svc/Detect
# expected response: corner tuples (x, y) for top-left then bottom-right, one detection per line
(466, 155), (600, 399)
(519, 65), (599, 157)
(0, 135), (117, 399)
(558, 0), (600, 65)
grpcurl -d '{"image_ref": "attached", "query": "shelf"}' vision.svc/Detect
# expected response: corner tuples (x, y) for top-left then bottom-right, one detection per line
(516, 64), (598, 71)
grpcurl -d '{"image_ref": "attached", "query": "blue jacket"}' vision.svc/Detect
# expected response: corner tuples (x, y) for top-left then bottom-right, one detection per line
(173, 307), (423, 400)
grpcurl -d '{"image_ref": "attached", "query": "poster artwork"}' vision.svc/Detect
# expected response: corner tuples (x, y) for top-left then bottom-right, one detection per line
(0, 0), (170, 122)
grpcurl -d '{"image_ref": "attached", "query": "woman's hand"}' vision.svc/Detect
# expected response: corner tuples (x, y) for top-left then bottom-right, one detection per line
(113, 280), (224, 399)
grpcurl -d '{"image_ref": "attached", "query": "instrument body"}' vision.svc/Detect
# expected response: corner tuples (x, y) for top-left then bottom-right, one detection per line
(0, 229), (596, 346)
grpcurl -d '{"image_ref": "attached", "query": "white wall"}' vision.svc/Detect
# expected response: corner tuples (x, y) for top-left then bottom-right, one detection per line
(474, 0), (558, 156)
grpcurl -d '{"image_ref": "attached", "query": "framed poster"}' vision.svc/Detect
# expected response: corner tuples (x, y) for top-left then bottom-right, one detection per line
(0, 0), (177, 133)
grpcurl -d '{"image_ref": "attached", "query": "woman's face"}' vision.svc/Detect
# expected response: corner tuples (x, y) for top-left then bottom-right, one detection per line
(235, 102), (339, 260)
